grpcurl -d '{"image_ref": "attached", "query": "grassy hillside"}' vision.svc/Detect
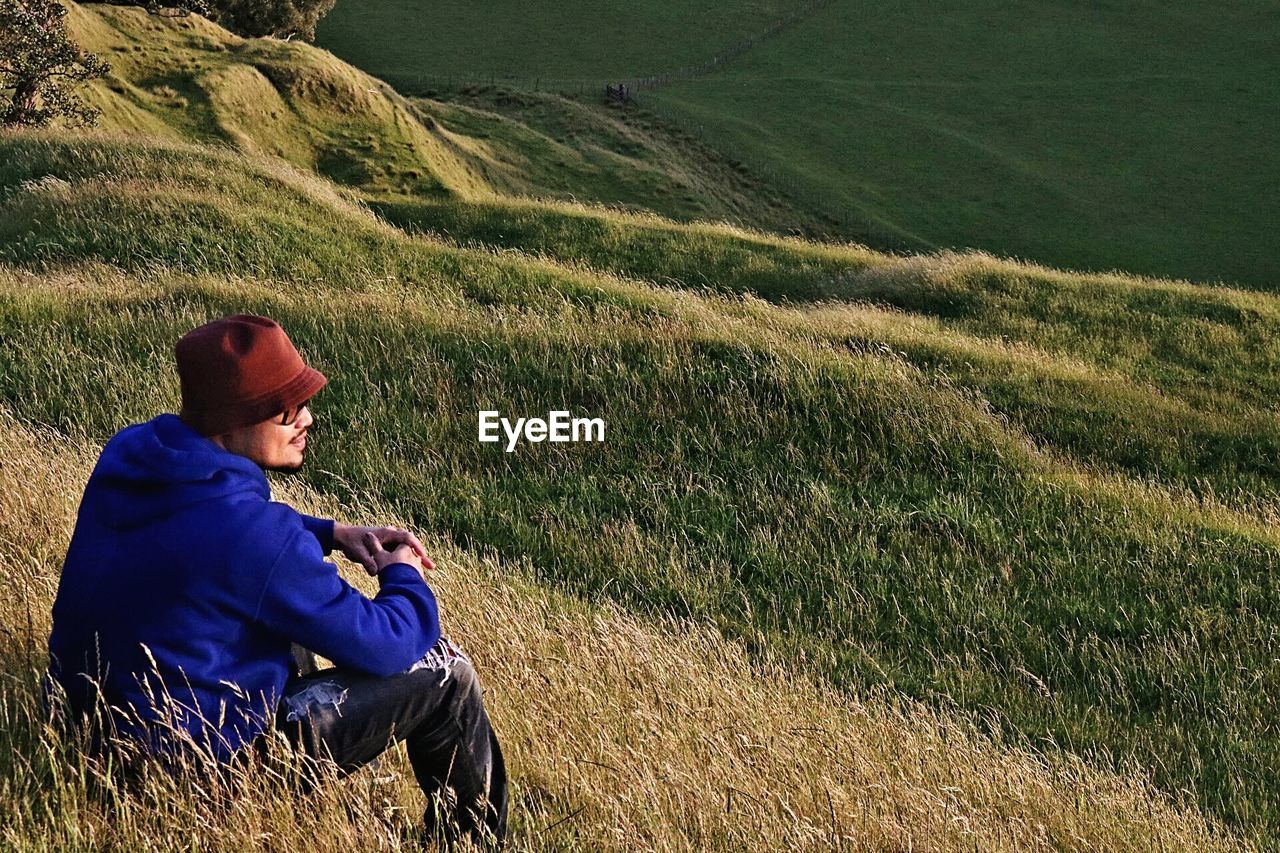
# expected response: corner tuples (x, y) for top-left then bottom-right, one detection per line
(407, 87), (825, 234)
(2, 3), (1277, 847)
(3, 131), (1279, 845)
(316, 0), (1280, 288)
(69, 3), (819, 233)
(373, 197), (1280, 507)
(315, 0), (792, 85)
(0, 407), (1237, 850)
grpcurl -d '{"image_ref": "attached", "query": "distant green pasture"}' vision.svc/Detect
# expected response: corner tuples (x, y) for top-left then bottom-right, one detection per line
(648, 0), (1279, 287)
(316, 0), (791, 85)
(318, 0), (1280, 287)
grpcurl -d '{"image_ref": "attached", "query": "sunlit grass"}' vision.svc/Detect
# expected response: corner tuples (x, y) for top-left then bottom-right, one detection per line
(3, 8), (1279, 841)
(0, 413), (1247, 851)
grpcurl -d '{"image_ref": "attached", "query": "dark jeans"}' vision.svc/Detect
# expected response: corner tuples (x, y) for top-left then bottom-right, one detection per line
(275, 638), (508, 848)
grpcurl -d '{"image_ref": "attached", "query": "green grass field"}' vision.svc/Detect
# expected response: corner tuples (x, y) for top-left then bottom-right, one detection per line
(1, 3), (1277, 848)
(315, 0), (792, 85)
(5, 127), (1276, 848)
(406, 87), (827, 234)
(317, 0), (1280, 288)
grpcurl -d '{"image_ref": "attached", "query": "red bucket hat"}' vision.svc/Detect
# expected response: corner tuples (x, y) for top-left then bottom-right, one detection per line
(176, 314), (327, 436)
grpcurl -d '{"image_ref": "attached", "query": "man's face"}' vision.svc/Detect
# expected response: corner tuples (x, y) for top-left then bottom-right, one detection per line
(212, 403), (313, 473)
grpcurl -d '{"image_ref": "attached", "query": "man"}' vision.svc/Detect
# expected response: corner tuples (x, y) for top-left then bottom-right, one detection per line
(46, 314), (507, 846)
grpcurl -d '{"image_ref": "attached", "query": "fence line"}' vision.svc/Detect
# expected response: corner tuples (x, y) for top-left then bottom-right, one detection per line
(622, 0), (835, 92)
(376, 1), (921, 251)
(383, 0), (835, 99)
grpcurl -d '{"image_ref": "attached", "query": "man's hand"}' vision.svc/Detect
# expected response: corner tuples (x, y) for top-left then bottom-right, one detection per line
(366, 535), (427, 576)
(333, 523), (435, 576)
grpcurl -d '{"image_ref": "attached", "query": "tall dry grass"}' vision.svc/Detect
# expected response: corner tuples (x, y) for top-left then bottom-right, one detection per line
(0, 411), (1245, 850)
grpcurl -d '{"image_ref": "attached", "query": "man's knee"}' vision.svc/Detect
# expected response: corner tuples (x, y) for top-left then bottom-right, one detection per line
(443, 658), (485, 715)
(406, 638), (479, 694)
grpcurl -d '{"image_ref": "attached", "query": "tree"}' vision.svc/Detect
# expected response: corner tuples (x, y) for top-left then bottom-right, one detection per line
(1, 0), (110, 127)
(97, 0), (335, 40)
(98, 0), (212, 19)
(207, 0), (336, 41)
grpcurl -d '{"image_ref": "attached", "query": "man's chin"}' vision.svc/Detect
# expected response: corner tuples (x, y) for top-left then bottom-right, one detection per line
(265, 457), (305, 475)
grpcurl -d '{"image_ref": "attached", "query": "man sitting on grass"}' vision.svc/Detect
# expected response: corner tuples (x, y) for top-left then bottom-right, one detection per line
(46, 314), (507, 846)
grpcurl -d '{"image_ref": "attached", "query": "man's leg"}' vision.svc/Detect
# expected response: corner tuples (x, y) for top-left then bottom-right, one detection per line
(275, 638), (508, 846)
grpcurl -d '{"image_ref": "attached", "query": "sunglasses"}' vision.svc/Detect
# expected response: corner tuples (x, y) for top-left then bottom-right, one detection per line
(279, 399), (312, 426)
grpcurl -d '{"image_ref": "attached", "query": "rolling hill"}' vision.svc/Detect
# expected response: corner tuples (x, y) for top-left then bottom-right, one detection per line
(0, 2), (1276, 848)
(316, 0), (1280, 288)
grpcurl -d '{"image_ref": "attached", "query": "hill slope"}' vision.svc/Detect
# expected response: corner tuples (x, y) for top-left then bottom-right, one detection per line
(2, 2), (1277, 846)
(0, 408), (1237, 851)
(316, 0), (1280, 288)
(407, 87), (824, 233)
(3, 130), (1278, 844)
(70, 3), (820, 233)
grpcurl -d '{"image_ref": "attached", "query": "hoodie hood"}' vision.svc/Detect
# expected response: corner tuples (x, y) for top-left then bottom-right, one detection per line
(88, 414), (270, 529)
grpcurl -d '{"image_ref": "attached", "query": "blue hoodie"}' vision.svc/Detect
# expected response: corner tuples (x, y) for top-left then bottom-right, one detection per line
(47, 414), (440, 759)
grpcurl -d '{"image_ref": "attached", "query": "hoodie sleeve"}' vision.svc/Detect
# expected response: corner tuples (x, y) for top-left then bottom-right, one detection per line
(298, 514), (336, 555)
(251, 526), (440, 677)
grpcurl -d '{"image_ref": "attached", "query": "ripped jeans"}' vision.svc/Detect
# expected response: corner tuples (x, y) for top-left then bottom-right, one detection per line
(275, 637), (508, 847)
